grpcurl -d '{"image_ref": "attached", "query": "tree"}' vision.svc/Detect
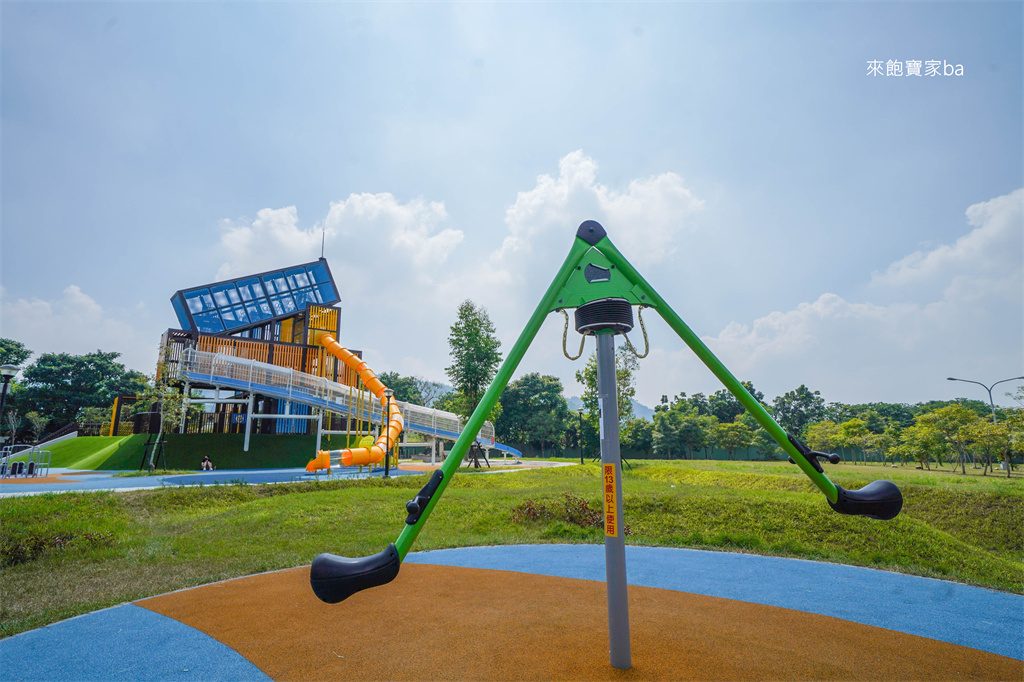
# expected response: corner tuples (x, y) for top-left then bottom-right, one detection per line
(653, 396), (712, 459)
(966, 420), (1009, 476)
(0, 338), (32, 367)
(621, 417), (654, 456)
(917, 405), (982, 475)
(378, 372), (424, 405)
(772, 385), (825, 436)
(24, 411), (48, 443)
(3, 408), (21, 445)
(715, 421), (753, 459)
(806, 421), (841, 457)
(445, 300), (503, 419)
(575, 345), (639, 428)
(738, 412), (780, 459)
(708, 382), (765, 423)
(496, 373), (571, 456)
(413, 378), (446, 408)
(20, 351), (149, 430)
(839, 418), (870, 465)
(896, 421), (948, 470)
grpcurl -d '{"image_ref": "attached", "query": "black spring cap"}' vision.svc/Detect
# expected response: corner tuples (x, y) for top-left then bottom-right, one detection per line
(575, 298), (634, 335)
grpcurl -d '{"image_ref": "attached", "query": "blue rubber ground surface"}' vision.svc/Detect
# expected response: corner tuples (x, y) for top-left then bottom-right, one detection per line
(2, 545), (1020, 681)
(0, 603), (271, 682)
(0, 466), (418, 497)
(406, 545), (1024, 660)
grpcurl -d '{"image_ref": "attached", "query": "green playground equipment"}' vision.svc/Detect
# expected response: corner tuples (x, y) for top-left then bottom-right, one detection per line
(310, 221), (903, 667)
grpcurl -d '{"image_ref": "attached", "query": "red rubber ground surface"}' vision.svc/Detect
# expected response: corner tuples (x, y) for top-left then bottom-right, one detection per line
(138, 563), (1021, 681)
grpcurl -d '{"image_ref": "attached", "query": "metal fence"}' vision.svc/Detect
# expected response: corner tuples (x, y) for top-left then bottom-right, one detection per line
(169, 347), (495, 445)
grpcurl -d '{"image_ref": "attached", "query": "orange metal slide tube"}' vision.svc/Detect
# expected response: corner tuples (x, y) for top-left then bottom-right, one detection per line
(306, 333), (404, 471)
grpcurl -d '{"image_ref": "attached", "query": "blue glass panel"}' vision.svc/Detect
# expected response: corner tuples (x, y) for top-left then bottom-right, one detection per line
(244, 300), (272, 322)
(262, 272), (288, 294)
(220, 305), (250, 330)
(184, 289), (215, 313)
(293, 288), (318, 309)
(270, 293), (296, 316)
(316, 282), (338, 303)
(171, 295), (191, 330)
(193, 310), (224, 334)
(286, 267), (310, 289)
(236, 278), (264, 302)
(211, 283), (241, 307)
(306, 262), (330, 284)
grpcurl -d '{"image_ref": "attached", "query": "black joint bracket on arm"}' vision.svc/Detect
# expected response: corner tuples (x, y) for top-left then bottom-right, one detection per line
(405, 469), (444, 525)
(787, 435), (826, 474)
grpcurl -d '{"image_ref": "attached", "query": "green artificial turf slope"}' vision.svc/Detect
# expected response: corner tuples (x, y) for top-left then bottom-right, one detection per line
(39, 436), (150, 470)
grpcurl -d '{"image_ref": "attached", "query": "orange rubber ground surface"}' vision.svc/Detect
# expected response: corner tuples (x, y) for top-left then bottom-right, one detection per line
(139, 563), (1021, 681)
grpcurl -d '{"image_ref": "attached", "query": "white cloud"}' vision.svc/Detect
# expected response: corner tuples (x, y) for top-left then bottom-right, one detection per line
(871, 188), (1022, 287)
(674, 188), (1023, 404)
(323, 193), (463, 269)
(496, 150), (704, 270)
(216, 206), (326, 280)
(0, 285), (154, 373)
(200, 163), (1021, 408)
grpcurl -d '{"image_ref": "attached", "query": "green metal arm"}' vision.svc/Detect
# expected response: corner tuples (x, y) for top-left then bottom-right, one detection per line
(308, 221), (902, 605)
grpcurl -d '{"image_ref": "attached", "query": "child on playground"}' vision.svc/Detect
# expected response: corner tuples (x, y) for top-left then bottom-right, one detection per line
(201, 455), (215, 471)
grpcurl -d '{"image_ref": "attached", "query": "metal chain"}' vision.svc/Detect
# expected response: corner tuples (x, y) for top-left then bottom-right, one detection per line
(560, 309), (587, 360)
(623, 305), (650, 359)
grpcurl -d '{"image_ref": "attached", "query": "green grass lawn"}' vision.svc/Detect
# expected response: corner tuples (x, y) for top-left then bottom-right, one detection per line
(1, 459), (1020, 639)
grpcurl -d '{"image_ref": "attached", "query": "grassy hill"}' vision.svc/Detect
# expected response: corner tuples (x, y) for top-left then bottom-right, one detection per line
(1, 459), (1020, 638)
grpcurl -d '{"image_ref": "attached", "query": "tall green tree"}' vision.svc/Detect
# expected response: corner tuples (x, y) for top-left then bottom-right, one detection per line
(496, 373), (570, 456)
(917, 405), (982, 475)
(445, 300), (503, 419)
(772, 385), (826, 435)
(574, 345), (639, 428)
(708, 382), (765, 423)
(653, 396), (711, 459)
(621, 417), (654, 456)
(715, 421), (753, 459)
(378, 372), (425, 405)
(20, 351), (148, 430)
(0, 338), (32, 367)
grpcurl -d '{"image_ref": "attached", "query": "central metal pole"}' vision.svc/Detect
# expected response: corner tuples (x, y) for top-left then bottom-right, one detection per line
(596, 332), (631, 670)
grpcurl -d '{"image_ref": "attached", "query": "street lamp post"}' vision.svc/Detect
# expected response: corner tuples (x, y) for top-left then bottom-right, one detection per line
(0, 365), (20, 447)
(383, 388), (394, 479)
(946, 376), (1024, 424)
(577, 408), (585, 465)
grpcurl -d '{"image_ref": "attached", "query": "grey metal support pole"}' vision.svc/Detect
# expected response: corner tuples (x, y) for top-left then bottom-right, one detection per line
(179, 382), (190, 434)
(243, 392), (255, 452)
(595, 332), (631, 670)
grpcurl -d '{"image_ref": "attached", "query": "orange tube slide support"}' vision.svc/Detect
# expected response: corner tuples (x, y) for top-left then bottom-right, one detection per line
(306, 333), (404, 472)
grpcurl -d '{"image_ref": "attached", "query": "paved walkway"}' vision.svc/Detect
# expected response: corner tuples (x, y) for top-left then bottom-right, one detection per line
(0, 461), (573, 497)
(0, 466), (420, 497)
(2, 545), (1020, 681)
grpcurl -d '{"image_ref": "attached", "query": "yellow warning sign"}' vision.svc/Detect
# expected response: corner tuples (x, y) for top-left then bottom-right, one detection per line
(603, 463), (617, 537)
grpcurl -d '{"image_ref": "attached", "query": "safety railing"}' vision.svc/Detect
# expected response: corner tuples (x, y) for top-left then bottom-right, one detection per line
(170, 347), (495, 444)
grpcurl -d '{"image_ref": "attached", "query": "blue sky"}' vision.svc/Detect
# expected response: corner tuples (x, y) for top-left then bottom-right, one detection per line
(2, 2), (1021, 409)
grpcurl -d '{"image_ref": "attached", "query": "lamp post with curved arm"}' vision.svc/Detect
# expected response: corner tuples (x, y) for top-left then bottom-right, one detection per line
(946, 376), (1024, 424)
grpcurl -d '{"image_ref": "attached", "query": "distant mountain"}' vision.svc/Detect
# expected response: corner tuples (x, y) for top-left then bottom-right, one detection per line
(566, 396), (654, 421)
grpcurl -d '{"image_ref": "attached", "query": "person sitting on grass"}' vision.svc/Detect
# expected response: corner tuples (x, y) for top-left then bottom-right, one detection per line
(200, 455), (215, 471)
